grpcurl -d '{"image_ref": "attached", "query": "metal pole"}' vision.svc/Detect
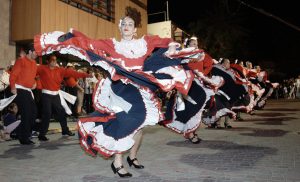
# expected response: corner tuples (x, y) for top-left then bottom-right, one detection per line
(166, 0), (169, 21)
(148, 11), (167, 21)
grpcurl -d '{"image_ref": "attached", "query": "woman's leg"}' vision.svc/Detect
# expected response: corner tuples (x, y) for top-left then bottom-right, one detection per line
(113, 153), (128, 174)
(111, 130), (144, 176)
(129, 129), (143, 165)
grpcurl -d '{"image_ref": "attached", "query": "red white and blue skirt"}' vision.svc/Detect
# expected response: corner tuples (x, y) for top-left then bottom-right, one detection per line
(34, 30), (206, 157)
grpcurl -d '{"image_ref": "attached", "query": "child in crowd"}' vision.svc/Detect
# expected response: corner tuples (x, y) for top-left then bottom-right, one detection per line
(2, 102), (21, 140)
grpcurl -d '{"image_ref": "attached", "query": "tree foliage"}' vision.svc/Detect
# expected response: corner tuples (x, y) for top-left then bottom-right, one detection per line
(188, 0), (250, 59)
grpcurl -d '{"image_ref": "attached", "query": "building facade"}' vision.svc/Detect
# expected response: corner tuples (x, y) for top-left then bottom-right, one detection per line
(1, 0), (147, 68)
(0, 0), (16, 68)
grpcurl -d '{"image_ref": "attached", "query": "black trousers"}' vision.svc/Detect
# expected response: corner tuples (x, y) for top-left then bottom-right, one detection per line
(39, 93), (69, 136)
(84, 93), (93, 113)
(14, 89), (37, 140)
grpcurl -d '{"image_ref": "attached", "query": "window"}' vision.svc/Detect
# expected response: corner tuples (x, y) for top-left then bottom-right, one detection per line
(60, 0), (115, 22)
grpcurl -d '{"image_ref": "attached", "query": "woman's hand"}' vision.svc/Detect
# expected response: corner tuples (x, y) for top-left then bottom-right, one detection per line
(165, 42), (181, 58)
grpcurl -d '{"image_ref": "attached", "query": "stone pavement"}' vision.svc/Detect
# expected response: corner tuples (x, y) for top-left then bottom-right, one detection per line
(1, 99), (300, 182)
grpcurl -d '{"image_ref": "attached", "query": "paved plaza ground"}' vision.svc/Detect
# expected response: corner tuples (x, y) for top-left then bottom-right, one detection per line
(1, 99), (300, 182)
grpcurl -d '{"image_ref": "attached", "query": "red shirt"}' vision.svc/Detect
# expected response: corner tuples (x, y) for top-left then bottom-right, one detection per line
(65, 77), (77, 87)
(9, 56), (37, 90)
(37, 65), (88, 91)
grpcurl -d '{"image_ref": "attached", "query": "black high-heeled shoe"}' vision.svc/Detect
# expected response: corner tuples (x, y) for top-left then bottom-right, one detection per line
(127, 156), (145, 169)
(224, 122), (232, 128)
(111, 162), (132, 178)
(188, 133), (202, 144)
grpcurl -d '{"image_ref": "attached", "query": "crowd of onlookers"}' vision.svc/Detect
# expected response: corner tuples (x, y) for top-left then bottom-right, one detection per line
(0, 60), (107, 142)
(272, 75), (300, 99)
(62, 63), (107, 117)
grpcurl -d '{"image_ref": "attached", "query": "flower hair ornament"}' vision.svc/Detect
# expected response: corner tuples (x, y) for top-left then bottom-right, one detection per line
(183, 38), (189, 48)
(190, 36), (197, 41)
(218, 58), (223, 63)
(118, 18), (124, 29)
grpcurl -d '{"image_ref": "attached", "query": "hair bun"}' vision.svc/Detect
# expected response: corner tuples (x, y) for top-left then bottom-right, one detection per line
(125, 6), (142, 27)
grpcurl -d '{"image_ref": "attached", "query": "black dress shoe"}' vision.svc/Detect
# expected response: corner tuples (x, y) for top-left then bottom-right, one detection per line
(224, 122), (233, 128)
(62, 131), (75, 136)
(236, 117), (244, 121)
(127, 156), (145, 169)
(187, 133), (202, 144)
(208, 123), (222, 129)
(10, 132), (18, 140)
(111, 162), (132, 178)
(38, 135), (49, 141)
(19, 139), (35, 145)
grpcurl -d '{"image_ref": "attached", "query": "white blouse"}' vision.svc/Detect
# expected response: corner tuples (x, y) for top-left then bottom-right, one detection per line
(112, 37), (147, 59)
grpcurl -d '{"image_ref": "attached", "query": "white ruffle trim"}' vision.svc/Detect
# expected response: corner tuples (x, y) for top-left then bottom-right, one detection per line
(93, 78), (132, 113)
(203, 108), (236, 124)
(155, 66), (193, 91)
(40, 31), (65, 49)
(165, 80), (212, 135)
(78, 121), (135, 156)
(39, 31), (89, 62)
(80, 78), (161, 154)
(113, 37), (147, 59)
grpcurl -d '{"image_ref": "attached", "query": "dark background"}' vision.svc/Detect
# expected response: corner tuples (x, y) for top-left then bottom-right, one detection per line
(148, 0), (300, 81)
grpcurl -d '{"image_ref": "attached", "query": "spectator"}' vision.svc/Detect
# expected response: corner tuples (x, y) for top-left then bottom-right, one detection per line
(3, 102), (21, 140)
(84, 68), (98, 114)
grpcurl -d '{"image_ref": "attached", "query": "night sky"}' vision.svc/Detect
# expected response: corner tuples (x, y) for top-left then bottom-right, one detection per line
(148, 0), (300, 80)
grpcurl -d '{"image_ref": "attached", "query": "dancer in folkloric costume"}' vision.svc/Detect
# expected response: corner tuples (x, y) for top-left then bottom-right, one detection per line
(34, 11), (204, 177)
(230, 61), (252, 114)
(253, 66), (278, 108)
(203, 59), (249, 127)
(160, 36), (218, 143)
(184, 37), (214, 76)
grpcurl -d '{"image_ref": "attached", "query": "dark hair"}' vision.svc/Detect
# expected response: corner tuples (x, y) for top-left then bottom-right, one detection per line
(23, 43), (35, 54)
(46, 54), (57, 61)
(125, 6), (141, 27)
(8, 103), (17, 113)
(236, 60), (244, 65)
(221, 58), (230, 64)
(86, 68), (93, 74)
(184, 37), (197, 48)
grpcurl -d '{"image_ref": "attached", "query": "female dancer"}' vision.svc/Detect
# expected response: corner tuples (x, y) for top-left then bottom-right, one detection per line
(160, 36), (221, 142)
(34, 11), (202, 177)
